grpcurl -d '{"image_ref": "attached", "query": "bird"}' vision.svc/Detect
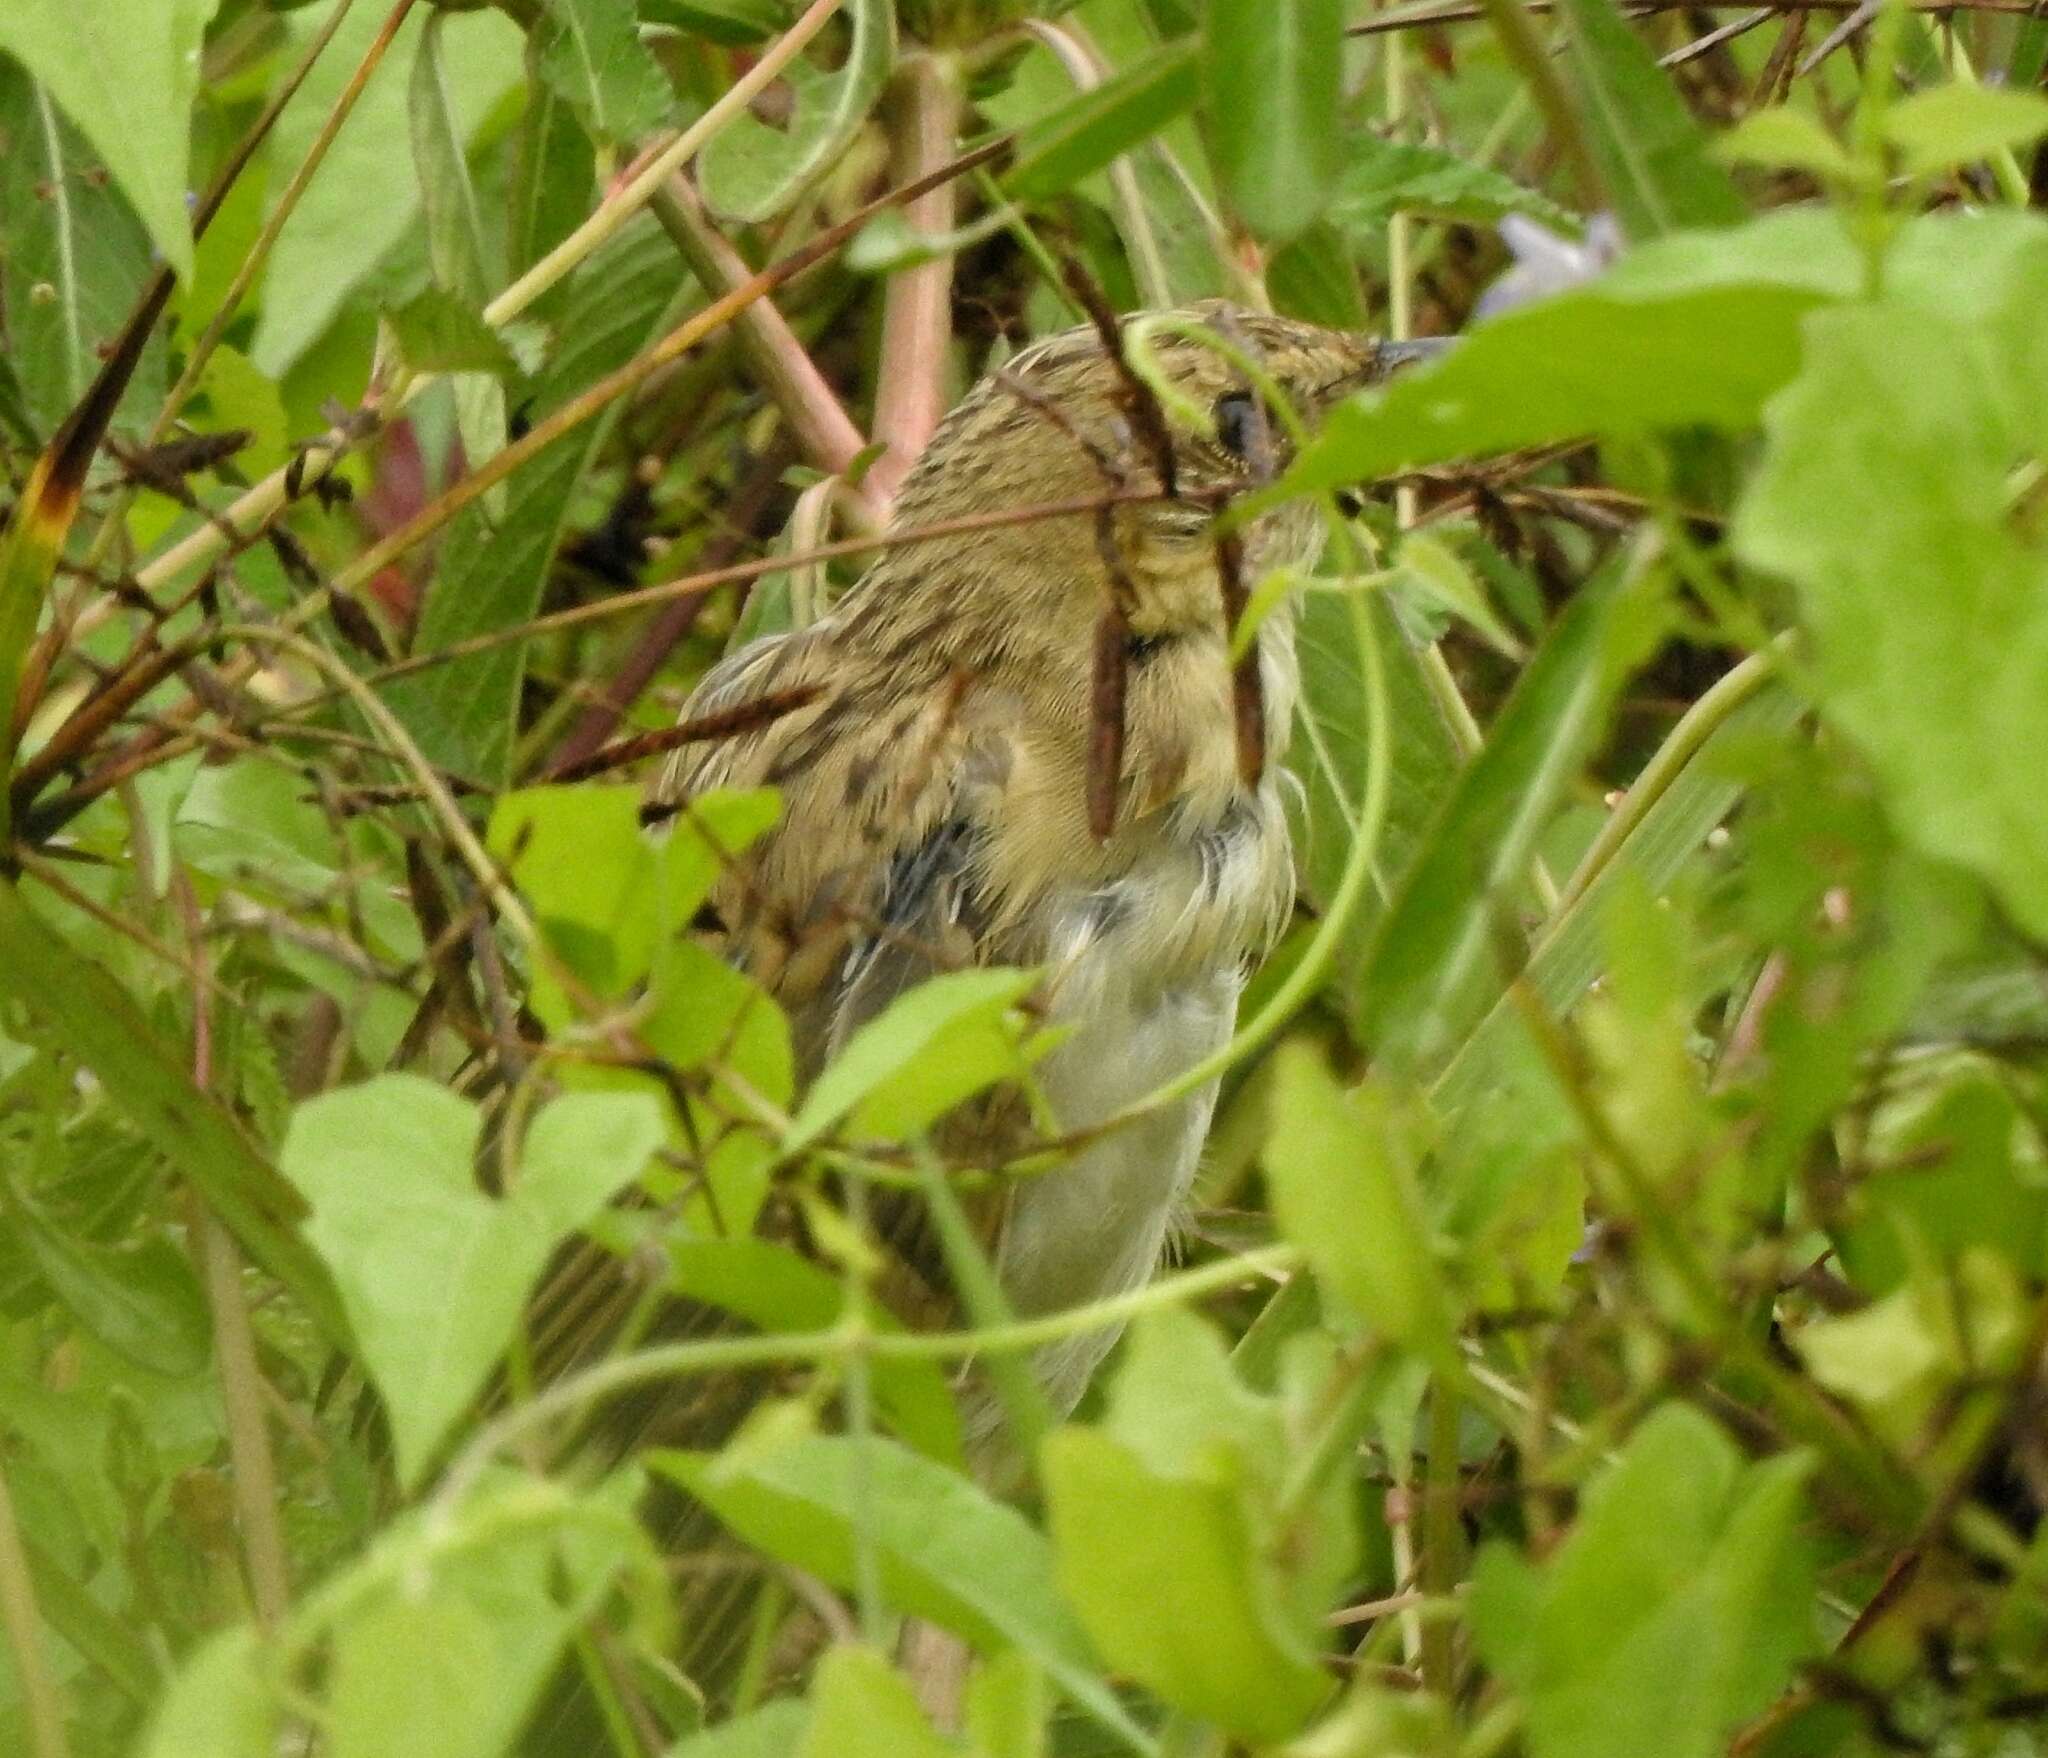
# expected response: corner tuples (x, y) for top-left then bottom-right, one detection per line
(543, 302), (1445, 1719)
(647, 304), (1440, 1424)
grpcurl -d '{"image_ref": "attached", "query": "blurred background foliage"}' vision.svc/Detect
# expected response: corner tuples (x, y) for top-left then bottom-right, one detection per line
(5, 0), (2048, 1754)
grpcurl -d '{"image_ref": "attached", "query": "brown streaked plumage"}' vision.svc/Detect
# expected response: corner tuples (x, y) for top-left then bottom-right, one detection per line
(651, 303), (1434, 1425)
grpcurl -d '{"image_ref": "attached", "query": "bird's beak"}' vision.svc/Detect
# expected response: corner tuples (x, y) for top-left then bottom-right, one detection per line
(1313, 335), (1455, 410)
(1371, 336), (1455, 378)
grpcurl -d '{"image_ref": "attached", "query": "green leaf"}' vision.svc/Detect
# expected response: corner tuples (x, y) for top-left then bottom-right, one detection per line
(1285, 589), (1465, 992)
(1331, 137), (1577, 235)
(1262, 1042), (1458, 1360)
(140, 1627), (275, 1758)
(0, 61), (166, 438)
(489, 783), (780, 1034)
(386, 285), (519, 376)
(0, 879), (341, 1342)
(1470, 1405), (1816, 1758)
(1794, 1249), (2027, 1448)
(654, 1434), (1138, 1742)
(252, 3), (524, 376)
(1041, 1312), (1350, 1743)
(1276, 209), (1859, 498)
(785, 968), (1041, 1150)
(665, 1239), (964, 1465)
(392, 220), (689, 783)
(667, 1700), (812, 1758)
(1834, 1059), (2048, 1295)
(1356, 561), (1642, 1075)
(1200, 0), (1343, 241)
(798, 1648), (953, 1758)
(534, 0), (675, 145)
(697, 0), (894, 222)
(0, 0), (218, 281)
(1713, 107), (1861, 182)
(1884, 82), (2048, 175)
(15, 1216), (211, 1378)
(1555, 0), (1746, 239)
(1004, 38), (1199, 200)
(1435, 682), (1803, 1114)
(322, 1472), (653, 1758)
(1733, 233), (2048, 937)
(281, 1077), (663, 1485)
(1398, 531), (1526, 661)
(410, 13), (496, 307)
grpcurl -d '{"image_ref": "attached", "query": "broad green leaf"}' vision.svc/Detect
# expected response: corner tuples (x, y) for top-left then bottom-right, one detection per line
(507, 80), (596, 329)
(654, 788), (785, 934)
(1356, 561), (1643, 1075)
(534, 0), (674, 145)
(1884, 82), (2048, 175)
(798, 1648), (953, 1758)
(1201, 0), (1342, 241)
(281, 1077), (663, 1485)
(965, 1652), (1047, 1758)
(0, 879), (341, 1342)
(786, 968), (1041, 1150)
(1003, 37), (1199, 201)
(1470, 1405), (1816, 1758)
(1285, 589), (1465, 992)
(1713, 107), (1861, 182)
(386, 286), (519, 377)
(252, 3), (524, 376)
(140, 1627), (275, 1758)
(0, 61), (166, 438)
(1262, 1043), (1458, 1360)
(1399, 530), (1526, 660)
(0, 0), (218, 280)
(1435, 682), (1803, 1115)
(1330, 137), (1576, 235)
(668, 1700), (812, 1758)
(1276, 208), (1860, 498)
(1833, 1059), (2048, 1296)
(697, 0), (894, 223)
(1794, 1249), (2027, 1449)
(331, 1595), (502, 1758)
(321, 1472), (652, 1758)
(654, 1434), (1138, 1741)
(407, 13), (507, 489)
(1555, 0), (1746, 239)
(1734, 245), (2048, 937)
(665, 1238), (965, 1465)
(410, 14), (497, 307)
(489, 784), (654, 1021)
(392, 220), (689, 783)
(1042, 1312), (1350, 1742)
(1268, 221), (1370, 329)
(15, 1215), (210, 1378)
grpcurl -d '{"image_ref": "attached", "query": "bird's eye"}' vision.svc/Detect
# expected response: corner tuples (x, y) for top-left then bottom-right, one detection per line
(1212, 390), (1268, 463)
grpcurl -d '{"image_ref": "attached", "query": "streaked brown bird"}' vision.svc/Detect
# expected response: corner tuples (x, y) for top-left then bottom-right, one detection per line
(587, 303), (1442, 1708)
(651, 305), (1436, 1416)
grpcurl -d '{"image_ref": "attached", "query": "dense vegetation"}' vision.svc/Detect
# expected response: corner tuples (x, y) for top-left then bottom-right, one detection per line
(5, 0), (2048, 1753)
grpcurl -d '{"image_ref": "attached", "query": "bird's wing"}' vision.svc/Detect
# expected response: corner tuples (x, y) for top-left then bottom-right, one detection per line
(650, 630), (1030, 1316)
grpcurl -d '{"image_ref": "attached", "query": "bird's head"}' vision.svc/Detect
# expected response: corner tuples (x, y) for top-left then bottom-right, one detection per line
(865, 302), (1443, 654)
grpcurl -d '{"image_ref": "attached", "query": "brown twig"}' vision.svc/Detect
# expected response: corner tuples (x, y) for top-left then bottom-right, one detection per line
(545, 443), (792, 773)
(867, 53), (966, 504)
(650, 182), (883, 522)
(550, 684), (826, 788)
(1087, 606), (1131, 842)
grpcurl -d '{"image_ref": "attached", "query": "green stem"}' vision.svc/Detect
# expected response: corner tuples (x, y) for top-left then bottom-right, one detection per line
(1553, 641), (1783, 919)
(0, 1453), (68, 1758)
(433, 1246), (1298, 1515)
(1420, 1379), (1463, 1693)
